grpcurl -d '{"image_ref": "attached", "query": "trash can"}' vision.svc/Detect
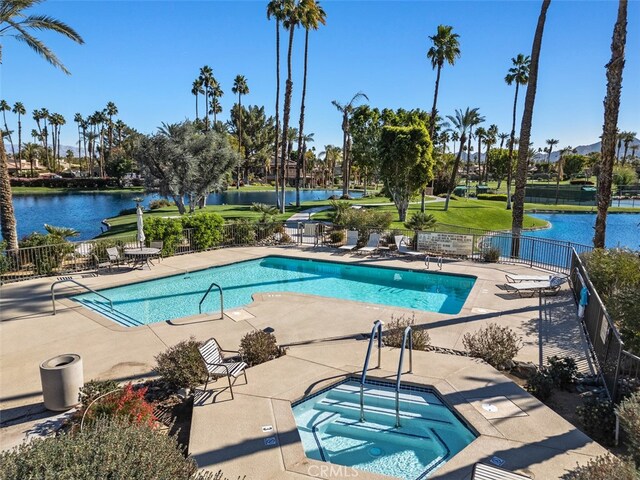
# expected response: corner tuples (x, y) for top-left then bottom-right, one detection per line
(39, 354), (83, 411)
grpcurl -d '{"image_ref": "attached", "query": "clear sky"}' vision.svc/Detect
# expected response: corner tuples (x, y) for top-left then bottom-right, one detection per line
(1, 0), (639, 154)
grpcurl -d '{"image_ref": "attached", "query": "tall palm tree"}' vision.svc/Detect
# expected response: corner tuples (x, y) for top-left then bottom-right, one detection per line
(451, 130), (460, 156)
(199, 65), (213, 130)
(12, 101), (25, 174)
(73, 112), (83, 162)
(630, 144), (638, 161)
(105, 101), (118, 155)
(267, 0), (287, 209)
(621, 130), (636, 165)
(444, 107), (481, 211)
(232, 74), (249, 190)
(332, 92), (368, 198)
(472, 126), (486, 190)
(555, 146), (572, 204)
(504, 53), (530, 210)
(498, 132), (509, 150)
(595, 0), (627, 249)
(545, 138), (559, 178)
(0, 99), (16, 169)
(210, 82), (224, 126)
(483, 124), (498, 182)
(511, 0), (551, 255)
(0, 0), (83, 249)
(295, 0), (326, 207)
(191, 78), (204, 120)
(22, 142), (38, 177)
(426, 24), (460, 211)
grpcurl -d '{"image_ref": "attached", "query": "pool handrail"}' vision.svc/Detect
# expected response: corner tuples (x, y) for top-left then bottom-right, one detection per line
(395, 326), (413, 428)
(51, 278), (113, 315)
(199, 282), (224, 319)
(360, 320), (384, 422)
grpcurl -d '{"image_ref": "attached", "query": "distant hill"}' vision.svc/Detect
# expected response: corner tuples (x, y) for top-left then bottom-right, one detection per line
(4, 143), (80, 157)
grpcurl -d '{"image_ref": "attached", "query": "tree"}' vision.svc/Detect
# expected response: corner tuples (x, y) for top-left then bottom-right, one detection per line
(511, 0), (551, 256)
(444, 107), (481, 211)
(332, 91), (369, 198)
(191, 78), (204, 120)
(562, 153), (586, 178)
(198, 66), (214, 130)
(504, 53), (531, 210)
(105, 147), (134, 187)
(554, 146), (573, 204)
(620, 130), (636, 165)
(136, 121), (239, 214)
(0, 0), (84, 250)
(295, 0), (326, 207)
(0, 99), (16, 170)
(594, 0), (627, 249)
(471, 126), (486, 190)
(12, 102), (25, 174)
(350, 105), (382, 196)
(232, 74), (249, 189)
(209, 81), (224, 128)
(227, 104), (275, 181)
(545, 138), (559, 178)
(105, 101), (118, 157)
(379, 125), (433, 222)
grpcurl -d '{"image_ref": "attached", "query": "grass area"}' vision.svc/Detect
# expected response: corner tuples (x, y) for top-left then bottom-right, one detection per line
(11, 186), (145, 195)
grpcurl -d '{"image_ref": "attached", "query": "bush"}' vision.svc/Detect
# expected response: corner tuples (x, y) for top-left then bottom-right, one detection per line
(227, 219), (256, 245)
(143, 216), (184, 256)
(279, 232), (292, 244)
(548, 355), (578, 390)
(78, 379), (120, 408)
(563, 454), (637, 480)
(404, 212), (437, 231)
(569, 179), (595, 185)
(329, 200), (352, 225)
(182, 213), (224, 250)
(525, 369), (554, 400)
(329, 229), (345, 244)
(239, 330), (284, 367)
(149, 199), (172, 210)
(155, 338), (207, 390)
(18, 231), (74, 275)
(462, 323), (522, 370)
(477, 194), (508, 201)
(576, 396), (617, 445)
(384, 314), (430, 350)
(0, 416), (224, 480)
(336, 208), (393, 244)
(617, 391), (640, 463)
(79, 383), (155, 428)
(482, 246), (501, 263)
(9, 177), (121, 189)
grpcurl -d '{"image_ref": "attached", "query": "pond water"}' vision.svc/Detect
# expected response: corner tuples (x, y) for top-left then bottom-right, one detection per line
(12, 189), (359, 241)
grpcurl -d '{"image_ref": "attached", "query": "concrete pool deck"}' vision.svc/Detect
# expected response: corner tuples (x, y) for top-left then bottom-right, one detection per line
(0, 245), (599, 476)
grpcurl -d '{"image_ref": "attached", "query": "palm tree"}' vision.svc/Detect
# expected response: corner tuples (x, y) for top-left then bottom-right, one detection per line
(12, 101), (25, 174)
(295, 0), (326, 207)
(511, 0), (551, 255)
(105, 101), (118, 155)
(73, 112), (83, 162)
(555, 146), (573, 205)
(594, 0), (627, 249)
(444, 107), (481, 211)
(630, 144), (638, 161)
(545, 138), (559, 178)
(426, 25), (460, 210)
(498, 132), (509, 151)
(0, 99), (16, 169)
(210, 82), (224, 126)
(451, 130), (460, 155)
(22, 142), (38, 177)
(191, 78), (204, 120)
(472, 126), (486, 191)
(504, 53), (531, 210)
(621, 130), (636, 165)
(332, 92), (368, 198)
(198, 65), (213, 130)
(483, 124), (498, 182)
(267, 0), (287, 210)
(232, 74), (250, 190)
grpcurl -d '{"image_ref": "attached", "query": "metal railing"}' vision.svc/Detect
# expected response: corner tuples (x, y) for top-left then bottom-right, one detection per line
(360, 320), (383, 422)
(199, 282), (224, 319)
(51, 278), (113, 315)
(395, 326), (413, 428)
(425, 255), (443, 270)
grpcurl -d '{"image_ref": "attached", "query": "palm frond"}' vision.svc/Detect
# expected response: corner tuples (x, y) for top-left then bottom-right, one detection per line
(22, 14), (84, 43)
(9, 22), (69, 74)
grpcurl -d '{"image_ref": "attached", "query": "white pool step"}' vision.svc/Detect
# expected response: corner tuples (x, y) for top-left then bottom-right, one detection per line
(78, 299), (142, 327)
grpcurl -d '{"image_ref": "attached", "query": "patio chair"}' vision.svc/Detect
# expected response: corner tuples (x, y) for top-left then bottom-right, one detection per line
(338, 230), (359, 251)
(503, 275), (567, 298)
(198, 337), (248, 400)
(394, 235), (423, 258)
(357, 232), (381, 255)
(505, 272), (568, 283)
(150, 241), (163, 262)
(93, 247), (124, 273)
(471, 462), (531, 479)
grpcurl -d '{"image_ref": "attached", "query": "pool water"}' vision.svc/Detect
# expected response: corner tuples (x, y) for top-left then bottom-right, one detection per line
(73, 256), (476, 327)
(292, 379), (476, 479)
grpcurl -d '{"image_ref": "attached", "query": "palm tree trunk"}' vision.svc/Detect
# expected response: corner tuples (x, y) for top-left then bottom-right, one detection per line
(195, 93), (199, 120)
(280, 24), (295, 213)
(465, 130), (472, 196)
(621, 143), (629, 165)
(506, 82), (520, 210)
(0, 141), (19, 250)
(341, 119), (349, 197)
(296, 29), (310, 207)
(274, 20), (281, 210)
(424, 64), (443, 213)
(2, 112), (17, 173)
(237, 94), (242, 190)
(445, 133), (466, 211)
(17, 116), (22, 175)
(511, 0), (551, 256)
(595, 0), (627, 248)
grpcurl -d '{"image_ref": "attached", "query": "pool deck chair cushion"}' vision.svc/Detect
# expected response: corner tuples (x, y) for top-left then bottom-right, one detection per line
(472, 462), (531, 479)
(503, 276), (567, 297)
(198, 337), (248, 400)
(505, 273), (568, 283)
(339, 230), (359, 251)
(394, 235), (423, 257)
(357, 232), (381, 255)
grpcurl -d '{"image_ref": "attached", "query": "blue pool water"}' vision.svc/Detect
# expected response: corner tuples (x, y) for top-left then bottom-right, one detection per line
(73, 256), (476, 327)
(292, 378), (476, 479)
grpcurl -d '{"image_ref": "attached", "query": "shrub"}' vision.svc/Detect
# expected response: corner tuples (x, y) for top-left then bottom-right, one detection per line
(482, 246), (501, 263)
(279, 232), (292, 244)
(329, 229), (345, 244)
(250, 203), (279, 223)
(182, 213), (224, 250)
(329, 200), (351, 225)
(78, 379), (120, 408)
(0, 416), (224, 480)
(227, 219), (256, 245)
(384, 314), (430, 350)
(337, 208), (393, 244)
(563, 454), (637, 480)
(18, 231), (74, 275)
(525, 369), (554, 400)
(547, 355), (578, 390)
(462, 323), (522, 370)
(569, 179), (595, 185)
(154, 338), (207, 390)
(576, 396), (617, 445)
(617, 391), (640, 462)
(239, 330), (284, 367)
(149, 198), (172, 210)
(80, 383), (155, 428)
(477, 194), (508, 202)
(404, 212), (437, 231)
(613, 165), (638, 186)
(143, 216), (184, 256)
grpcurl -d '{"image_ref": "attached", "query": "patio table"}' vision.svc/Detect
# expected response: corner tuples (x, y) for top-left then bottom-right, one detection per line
(123, 247), (161, 269)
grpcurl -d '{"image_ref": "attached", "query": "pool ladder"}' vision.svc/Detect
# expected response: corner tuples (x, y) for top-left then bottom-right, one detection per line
(394, 327), (413, 427)
(199, 282), (224, 319)
(360, 320), (383, 422)
(51, 278), (113, 315)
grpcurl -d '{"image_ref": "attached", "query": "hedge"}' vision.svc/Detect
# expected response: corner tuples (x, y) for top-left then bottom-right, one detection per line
(477, 194), (508, 202)
(10, 177), (143, 188)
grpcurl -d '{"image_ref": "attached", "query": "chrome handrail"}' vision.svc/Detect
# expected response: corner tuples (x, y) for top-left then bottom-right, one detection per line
(360, 320), (384, 422)
(199, 282), (224, 319)
(51, 279), (113, 315)
(395, 326), (413, 428)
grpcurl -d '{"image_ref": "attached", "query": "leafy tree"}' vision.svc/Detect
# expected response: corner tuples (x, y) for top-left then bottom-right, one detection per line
(613, 165), (637, 186)
(227, 105), (275, 182)
(105, 147), (134, 186)
(378, 125), (433, 221)
(562, 153), (587, 178)
(350, 105), (382, 196)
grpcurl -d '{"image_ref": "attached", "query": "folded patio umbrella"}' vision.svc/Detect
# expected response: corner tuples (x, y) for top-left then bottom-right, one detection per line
(136, 204), (145, 247)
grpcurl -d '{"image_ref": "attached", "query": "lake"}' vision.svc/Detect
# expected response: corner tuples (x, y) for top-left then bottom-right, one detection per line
(12, 189), (359, 241)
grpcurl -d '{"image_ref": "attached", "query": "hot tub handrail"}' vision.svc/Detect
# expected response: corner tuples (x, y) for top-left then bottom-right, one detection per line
(199, 282), (224, 319)
(51, 279), (113, 315)
(395, 326), (413, 428)
(360, 320), (384, 422)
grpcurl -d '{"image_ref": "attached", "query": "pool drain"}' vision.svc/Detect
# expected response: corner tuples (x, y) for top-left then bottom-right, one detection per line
(369, 447), (383, 457)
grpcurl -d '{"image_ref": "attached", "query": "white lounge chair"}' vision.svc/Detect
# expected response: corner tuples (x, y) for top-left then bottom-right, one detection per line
(198, 337), (248, 400)
(472, 462), (531, 479)
(357, 232), (381, 255)
(338, 230), (359, 251)
(505, 272), (568, 283)
(394, 235), (423, 258)
(503, 275), (568, 297)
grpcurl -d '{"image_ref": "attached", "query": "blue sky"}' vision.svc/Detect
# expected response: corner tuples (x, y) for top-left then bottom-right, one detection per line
(1, 0), (639, 153)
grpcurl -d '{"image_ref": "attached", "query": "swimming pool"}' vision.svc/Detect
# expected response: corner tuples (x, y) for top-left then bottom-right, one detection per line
(73, 256), (476, 327)
(292, 378), (476, 479)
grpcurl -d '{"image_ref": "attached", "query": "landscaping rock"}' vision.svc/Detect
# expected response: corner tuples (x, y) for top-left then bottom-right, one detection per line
(513, 361), (538, 379)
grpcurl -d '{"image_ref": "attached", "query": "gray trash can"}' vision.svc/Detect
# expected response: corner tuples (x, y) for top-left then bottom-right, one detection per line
(39, 354), (83, 411)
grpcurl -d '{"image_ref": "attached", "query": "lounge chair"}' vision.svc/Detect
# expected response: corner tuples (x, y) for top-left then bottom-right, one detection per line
(503, 275), (567, 297)
(394, 235), (423, 258)
(357, 232), (381, 255)
(198, 337), (248, 400)
(472, 462), (531, 479)
(505, 272), (568, 283)
(338, 230), (359, 251)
